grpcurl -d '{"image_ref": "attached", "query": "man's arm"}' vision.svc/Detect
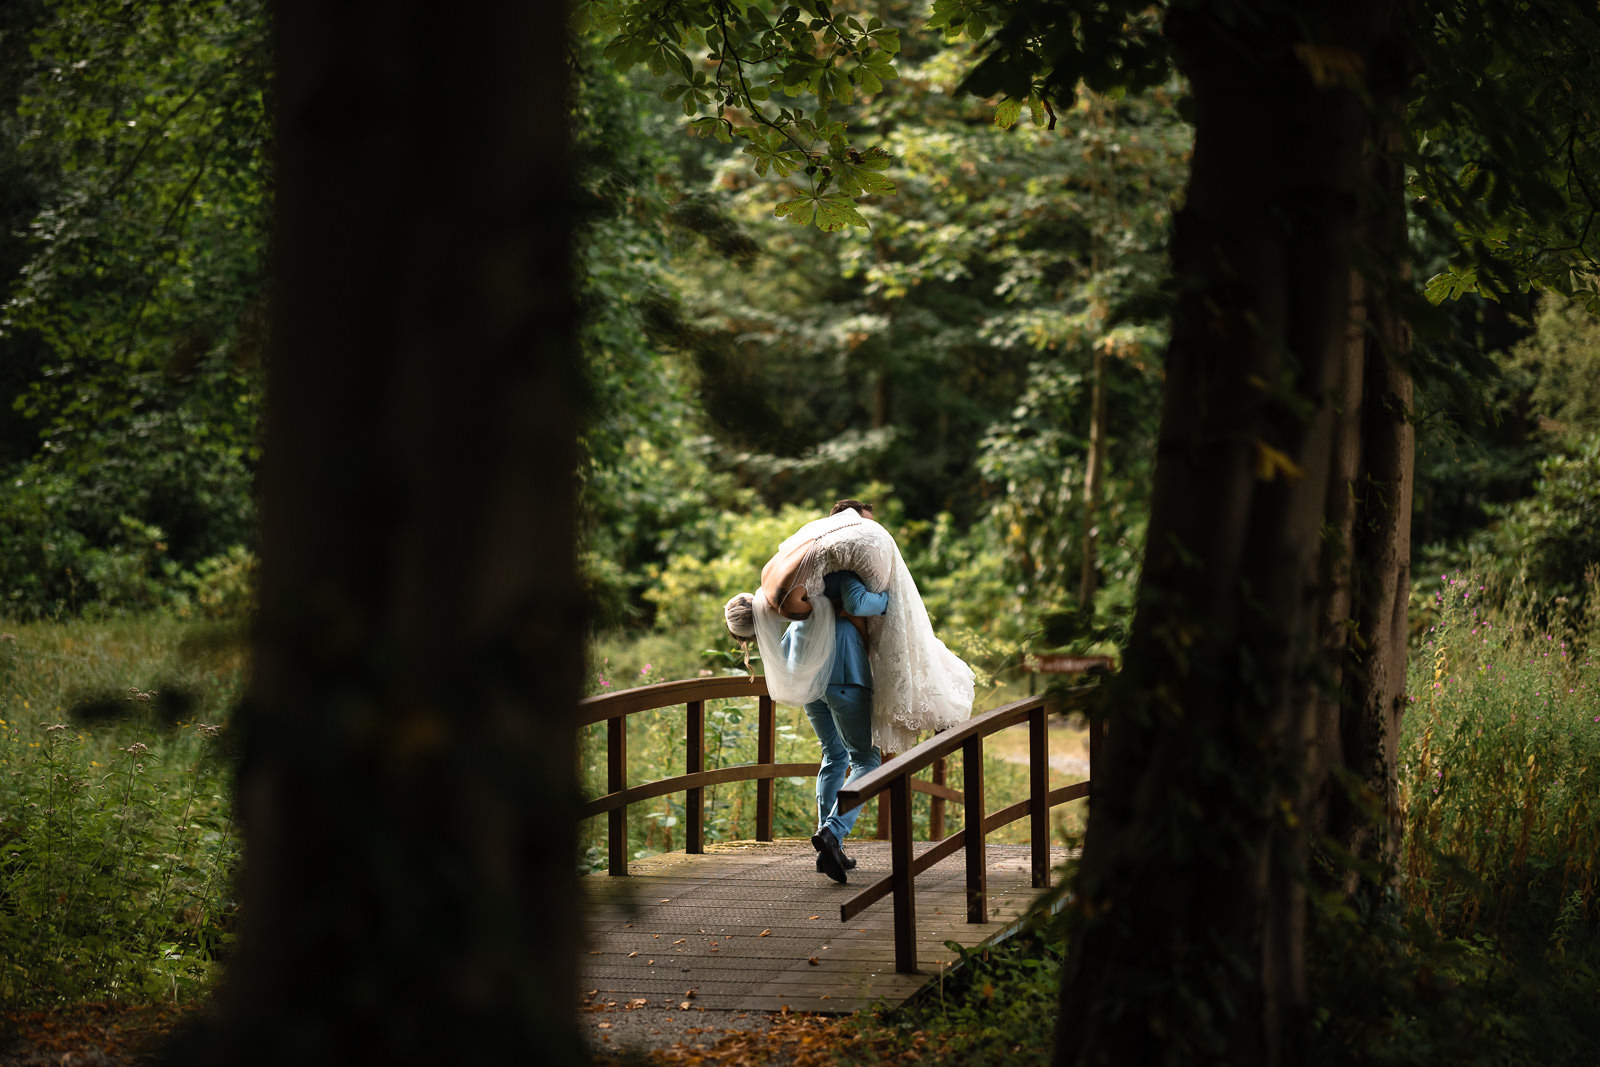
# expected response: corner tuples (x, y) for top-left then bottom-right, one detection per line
(838, 573), (888, 617)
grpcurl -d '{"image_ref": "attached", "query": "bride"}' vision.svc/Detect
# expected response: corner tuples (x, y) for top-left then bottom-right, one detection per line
(725, 504), (974, 752)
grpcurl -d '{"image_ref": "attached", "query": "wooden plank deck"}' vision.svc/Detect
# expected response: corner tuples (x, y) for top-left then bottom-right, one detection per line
(581, 839), (1069, 1015)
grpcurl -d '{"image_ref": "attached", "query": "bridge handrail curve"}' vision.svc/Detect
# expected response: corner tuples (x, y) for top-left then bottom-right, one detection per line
(836, 685), (1093, 809)
(579, 674), (767, 725)
(834, 684), (1101, 975)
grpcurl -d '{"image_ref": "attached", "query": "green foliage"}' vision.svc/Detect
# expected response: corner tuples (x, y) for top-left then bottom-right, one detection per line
(1411, 1), (1600, 310)
(0, 0), (267, 619)
(643, 500), (827, 657)
(572, 38), (759, 629)
(576, 0), (903, 230)
(1498, 294), (1600, 440)
(1303, 572), (1600, 1064)
(1403, 572), (1600, 937)
(844, 929), (1067, 1067)
(1478, 438), (1600, 602)
(0, 618), (245, 1007)
(929, 0), (1167, 114)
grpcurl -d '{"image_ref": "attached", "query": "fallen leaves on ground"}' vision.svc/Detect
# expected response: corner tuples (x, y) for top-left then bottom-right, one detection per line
(588, 1011), (956, 1067)
(0, 1001), (201, 1066)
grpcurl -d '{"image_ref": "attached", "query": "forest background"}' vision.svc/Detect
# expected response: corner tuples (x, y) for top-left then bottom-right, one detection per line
(2, 0), (1600, 1062)
(2, 0), (1598, 653)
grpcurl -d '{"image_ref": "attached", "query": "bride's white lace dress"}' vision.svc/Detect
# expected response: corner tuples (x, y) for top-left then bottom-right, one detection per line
(752, 510), (974, 751)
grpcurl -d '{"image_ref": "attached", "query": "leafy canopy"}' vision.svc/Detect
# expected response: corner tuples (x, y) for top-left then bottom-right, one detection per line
(575, 0), (902, 230)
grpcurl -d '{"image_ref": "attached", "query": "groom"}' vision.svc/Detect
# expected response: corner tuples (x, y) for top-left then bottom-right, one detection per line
(784, 499), (886, 884)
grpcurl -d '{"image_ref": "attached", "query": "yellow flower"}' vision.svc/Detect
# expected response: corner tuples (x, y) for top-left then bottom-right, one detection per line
(91, 760), (100, 767)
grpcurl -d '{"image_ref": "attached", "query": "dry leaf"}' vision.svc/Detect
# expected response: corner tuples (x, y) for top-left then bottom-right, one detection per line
(652, 934), (661, 939)
(808, 957), (820, 966)
(758, 929), (771, 937)
(808, 915), (820, 921)
(596, 1022), (612, 1030)
(679, 1001), (692, 1010)
(672, 938), (687, 945)
(659, 899), (670, 904)
(647, 959), (655, 965)
(685, 989), (698, 999)
(628, 999), (647, 1009)
(627, 951), (638, 958)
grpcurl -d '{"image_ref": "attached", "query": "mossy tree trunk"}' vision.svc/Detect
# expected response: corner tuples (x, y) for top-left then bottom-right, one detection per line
(168, 3), (586, 1064)
(1054, 3), (1412, 1064)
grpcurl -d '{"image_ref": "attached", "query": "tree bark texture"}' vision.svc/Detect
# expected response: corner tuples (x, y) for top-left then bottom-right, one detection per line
(1055, 3), (1411, 1064)
(166, 3), (584, 1064)
(1312, 105), (1415, 893)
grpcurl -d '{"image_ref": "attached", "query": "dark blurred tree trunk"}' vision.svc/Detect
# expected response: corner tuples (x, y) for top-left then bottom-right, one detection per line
(1312, 110), (1414, 896)
(164, 3), (584, 1064)
(1054, 3), (1412, 1064)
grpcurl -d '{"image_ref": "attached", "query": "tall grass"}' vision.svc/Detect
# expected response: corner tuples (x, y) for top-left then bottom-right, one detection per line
(1401, 570), (1600, 946)
(0, 618), (245, 1007)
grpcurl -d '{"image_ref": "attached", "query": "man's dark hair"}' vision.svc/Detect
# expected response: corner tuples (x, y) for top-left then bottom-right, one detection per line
(830, 498), (873, 517)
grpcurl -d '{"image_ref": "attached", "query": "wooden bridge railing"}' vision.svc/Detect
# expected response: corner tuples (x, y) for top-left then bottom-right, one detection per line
(836, 686), (1099, 974)
(580, 676), (1102, 974)
(579, 675), (1025, 876)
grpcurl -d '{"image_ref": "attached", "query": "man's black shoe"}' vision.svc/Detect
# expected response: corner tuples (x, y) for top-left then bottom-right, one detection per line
(816, 849), (857, 872)
(811, 828), (850, 884)
(811, 829), (857, 870)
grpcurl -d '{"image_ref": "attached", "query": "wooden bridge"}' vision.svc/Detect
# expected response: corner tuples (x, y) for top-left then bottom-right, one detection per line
(578, 676), (1101, 1015)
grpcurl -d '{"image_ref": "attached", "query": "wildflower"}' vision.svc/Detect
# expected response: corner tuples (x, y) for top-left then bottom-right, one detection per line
(91, 760), (100, 767)
(42, 723), (67, 733)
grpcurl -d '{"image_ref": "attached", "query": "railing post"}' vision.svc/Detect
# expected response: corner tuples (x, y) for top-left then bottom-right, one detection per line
(889, 773), (918, 973)
(756, 694), (775, 841)
(608, 714), (628, 876)
(963, 737), (987, 924)
(1029, 702), (1050, 889)
(686, 700), (705, 854)
(930, 756), (946, 841)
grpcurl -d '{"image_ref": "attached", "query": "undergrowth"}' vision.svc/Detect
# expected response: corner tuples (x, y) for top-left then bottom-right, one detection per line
(0, 618), (245, 1008)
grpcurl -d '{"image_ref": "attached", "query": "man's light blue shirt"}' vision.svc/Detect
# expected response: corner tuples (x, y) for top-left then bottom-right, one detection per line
(780, 570), (888, 688)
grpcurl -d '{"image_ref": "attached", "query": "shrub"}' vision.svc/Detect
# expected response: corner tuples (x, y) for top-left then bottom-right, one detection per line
(1480, 433), (1600, 604)
(0, 618), (244, 1007)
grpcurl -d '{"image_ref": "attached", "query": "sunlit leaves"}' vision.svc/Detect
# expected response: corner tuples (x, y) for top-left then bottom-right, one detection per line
(1410, 0), (1600, 308)
(580, 1), (902, 230)
(774, 192), (867, 231)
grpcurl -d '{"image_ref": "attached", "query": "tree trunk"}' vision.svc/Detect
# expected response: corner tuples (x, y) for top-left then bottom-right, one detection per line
(1054, 4), (1408, 1064)
(1312, 104), (1414, 893)
(163, 3), (585, 1064)
(1078, 346), (1109, 614)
